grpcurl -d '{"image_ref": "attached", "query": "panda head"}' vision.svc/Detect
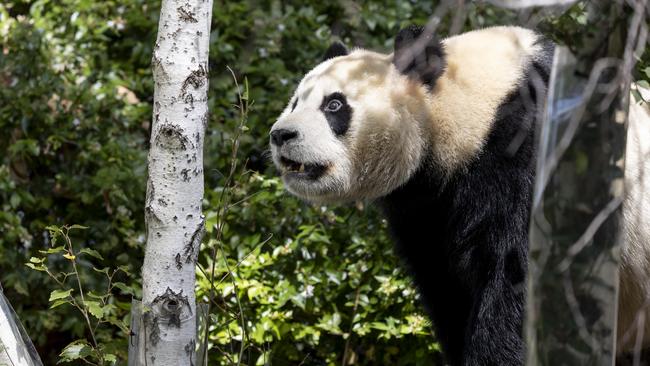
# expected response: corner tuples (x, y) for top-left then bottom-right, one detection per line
(270, 26), (445, 203)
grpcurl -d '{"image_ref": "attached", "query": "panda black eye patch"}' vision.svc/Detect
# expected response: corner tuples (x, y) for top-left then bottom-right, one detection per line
(320, 92), (352, 136)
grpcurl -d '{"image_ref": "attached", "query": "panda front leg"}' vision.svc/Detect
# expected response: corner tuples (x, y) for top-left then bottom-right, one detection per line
(463, 270), (525, 366)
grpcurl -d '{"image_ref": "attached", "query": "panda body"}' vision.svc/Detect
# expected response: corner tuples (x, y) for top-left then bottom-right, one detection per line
(270, 25), (650, 365)
(619, 84), (650, 353)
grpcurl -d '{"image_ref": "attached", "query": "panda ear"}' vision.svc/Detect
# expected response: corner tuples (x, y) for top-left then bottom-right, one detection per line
(322, 41), (349, 61)
(393, 25), (446, 89)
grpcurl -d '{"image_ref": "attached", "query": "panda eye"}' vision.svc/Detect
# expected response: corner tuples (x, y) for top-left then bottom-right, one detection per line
(325, 99), (343, 112)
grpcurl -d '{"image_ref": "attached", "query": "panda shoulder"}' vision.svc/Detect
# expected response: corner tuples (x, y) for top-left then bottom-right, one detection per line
(441, 26), (546, 70)
(425, 26), (548, 171)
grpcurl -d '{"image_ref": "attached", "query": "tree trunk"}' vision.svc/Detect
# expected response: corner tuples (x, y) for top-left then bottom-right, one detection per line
(137, 1), (213, 364)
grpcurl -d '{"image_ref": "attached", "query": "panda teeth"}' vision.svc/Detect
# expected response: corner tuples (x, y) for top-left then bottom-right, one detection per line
(279, 156), (308, 173)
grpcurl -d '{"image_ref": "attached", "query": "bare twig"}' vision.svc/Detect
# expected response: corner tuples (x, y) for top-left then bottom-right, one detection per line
(202, 66), (253, 365)
(341, 286), (362, 366)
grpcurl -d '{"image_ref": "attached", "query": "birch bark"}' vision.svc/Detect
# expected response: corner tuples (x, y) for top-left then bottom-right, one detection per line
(138, 1), (213, 364)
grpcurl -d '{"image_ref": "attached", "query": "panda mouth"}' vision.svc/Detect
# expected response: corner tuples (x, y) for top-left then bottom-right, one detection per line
(279, 156), (328, 180)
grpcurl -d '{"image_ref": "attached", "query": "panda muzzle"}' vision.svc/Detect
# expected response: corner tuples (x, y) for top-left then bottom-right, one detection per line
(279, 156), (328, 179)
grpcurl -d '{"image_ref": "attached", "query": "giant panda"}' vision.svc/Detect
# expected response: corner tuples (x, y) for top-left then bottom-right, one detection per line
(619, 83), (650, 358)
(269, 25), (650, 365)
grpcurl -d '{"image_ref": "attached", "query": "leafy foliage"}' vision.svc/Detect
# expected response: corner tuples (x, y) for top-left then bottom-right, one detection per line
(198, 172), (443, 365)
(26, 224), (131, 364)
(1, 0), (648, 365)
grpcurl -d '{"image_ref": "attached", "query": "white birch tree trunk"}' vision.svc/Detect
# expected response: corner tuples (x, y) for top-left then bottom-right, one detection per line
(138, 1), (213, 364)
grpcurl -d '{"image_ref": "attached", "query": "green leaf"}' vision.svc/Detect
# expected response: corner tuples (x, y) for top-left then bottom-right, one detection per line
(79, 248), (104, 260)
(637, 80), (650, 89)
(49, 289), (73, 302)
(92, 267), (110, 275)
(10, 193), (20, 208)
(45, 225), (62, 232)
(643, 66), (650, 79)
(87, 291), (105, 300)
(117, 265), (132, 276)
(39, 246), (65, 254)
(113, 282), (135, 295)
(50, 299), (71, 309)
(25, 263), (46, 272)
(59, 340), (92, 362)
(103, 354), (117, 362)
(105, 318), (130, 333)
(29, 256), (44, 263)
(84, 300), (104, 319)
(370, 322), (389, 331)
(68, 224), (89, 230)
(242, 77), (249, 101)
(45, 225), (62, 246)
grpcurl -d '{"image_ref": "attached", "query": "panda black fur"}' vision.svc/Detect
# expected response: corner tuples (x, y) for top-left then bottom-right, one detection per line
(381, 26), (549, 365)
(269, 25), (650, 365)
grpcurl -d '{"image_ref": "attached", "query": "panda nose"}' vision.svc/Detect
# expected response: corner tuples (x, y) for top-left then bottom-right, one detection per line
(270, 129), (298, 147)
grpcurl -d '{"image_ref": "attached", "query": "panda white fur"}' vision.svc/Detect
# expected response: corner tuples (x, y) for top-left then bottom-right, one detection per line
(269, 25), (650, 365)
(619, 84), (650, 355)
